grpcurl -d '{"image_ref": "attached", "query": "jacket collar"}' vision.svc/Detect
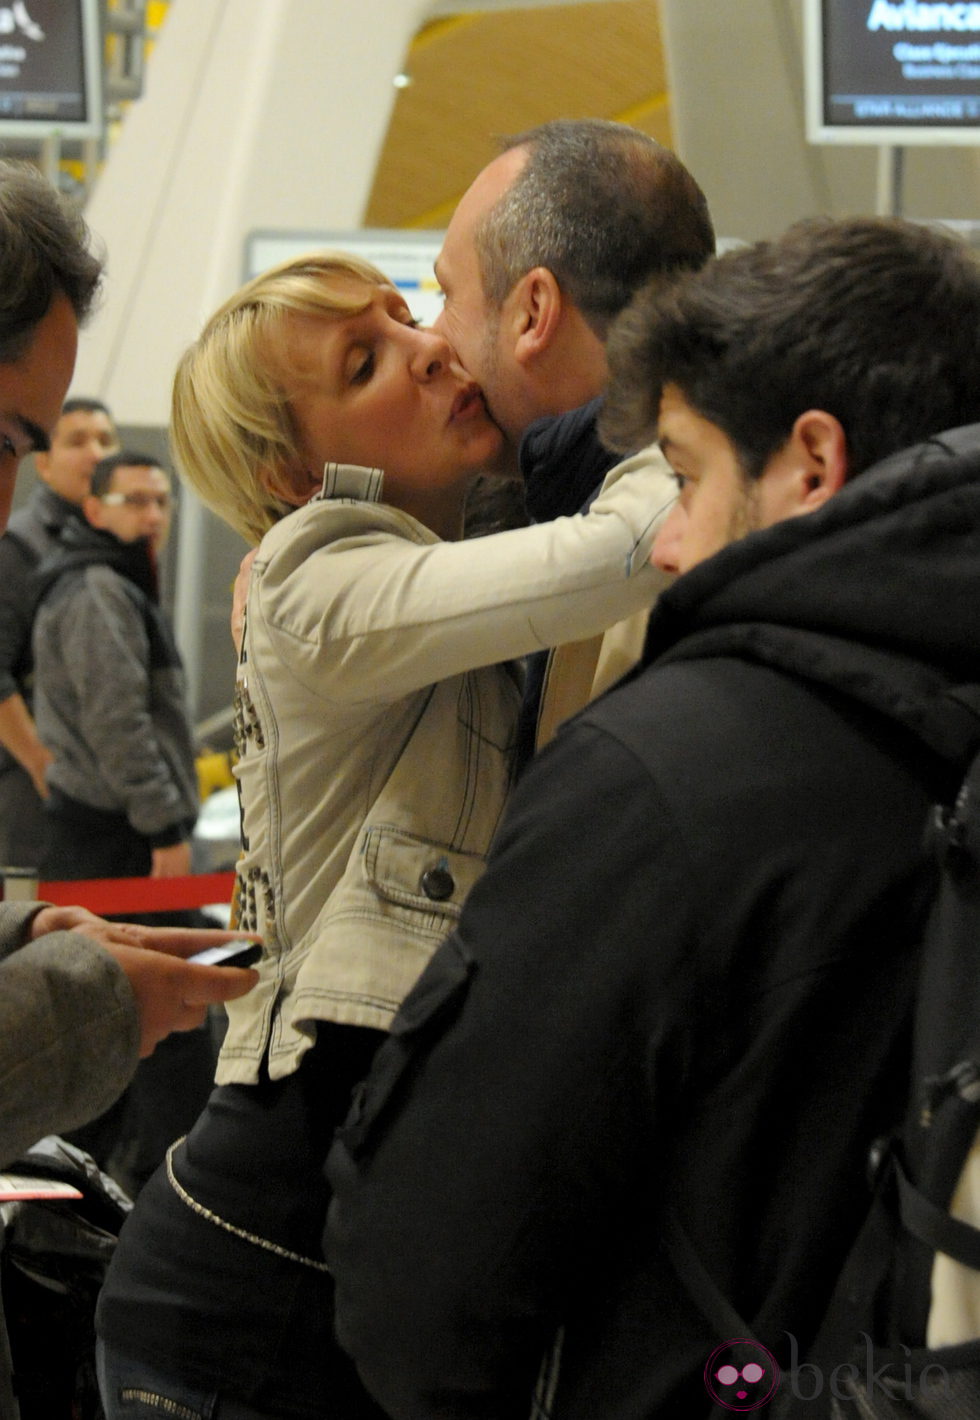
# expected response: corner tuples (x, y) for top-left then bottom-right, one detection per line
(518, 397), (619, 522)
(39, 518), (159, 604)
(32, 482), (84, 535)
(315, 463), (385, 504)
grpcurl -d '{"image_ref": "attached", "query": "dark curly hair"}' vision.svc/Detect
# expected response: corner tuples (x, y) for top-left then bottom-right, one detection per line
(601, 215), (980, 481)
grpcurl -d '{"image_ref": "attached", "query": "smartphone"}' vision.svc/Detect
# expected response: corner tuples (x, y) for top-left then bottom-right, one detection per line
(188, 940), (262, 969)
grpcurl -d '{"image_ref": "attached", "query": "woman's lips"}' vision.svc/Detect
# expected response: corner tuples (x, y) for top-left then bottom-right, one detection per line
(449, 384), (484, 421)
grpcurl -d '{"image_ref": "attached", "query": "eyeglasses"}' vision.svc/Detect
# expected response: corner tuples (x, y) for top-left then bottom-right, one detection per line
(100, 492), (171, 512)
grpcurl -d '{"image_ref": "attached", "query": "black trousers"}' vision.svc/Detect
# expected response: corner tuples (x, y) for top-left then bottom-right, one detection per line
(0, 760), (47, 872)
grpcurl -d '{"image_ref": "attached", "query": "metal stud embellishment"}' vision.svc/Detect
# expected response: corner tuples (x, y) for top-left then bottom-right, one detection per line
(235, 864), (275, 932)
(233, 676), (265, 759)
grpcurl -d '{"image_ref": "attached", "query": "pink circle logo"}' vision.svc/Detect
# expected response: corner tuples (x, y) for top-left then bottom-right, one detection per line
(704, 1339), (781, 1411)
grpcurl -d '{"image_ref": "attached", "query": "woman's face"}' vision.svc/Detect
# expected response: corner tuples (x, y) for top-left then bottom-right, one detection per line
(285, 282), (503, 537)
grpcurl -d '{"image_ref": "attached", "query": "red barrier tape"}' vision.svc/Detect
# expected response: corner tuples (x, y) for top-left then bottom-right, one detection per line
(34, 871), (237, 916)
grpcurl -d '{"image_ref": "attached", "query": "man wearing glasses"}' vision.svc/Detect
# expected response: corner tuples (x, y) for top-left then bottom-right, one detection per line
(33, 449), (193, 886)
(32, 450), (212, 1192)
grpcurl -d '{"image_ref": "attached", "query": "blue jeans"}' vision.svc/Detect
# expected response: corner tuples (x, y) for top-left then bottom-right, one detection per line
(96, 1342), (288, 1420)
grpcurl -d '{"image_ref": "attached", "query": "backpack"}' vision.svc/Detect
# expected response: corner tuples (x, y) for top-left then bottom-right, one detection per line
(791, 711), (980, 1419)
(666, 691), (980, 1418)
(0, 1137), (130, 1420)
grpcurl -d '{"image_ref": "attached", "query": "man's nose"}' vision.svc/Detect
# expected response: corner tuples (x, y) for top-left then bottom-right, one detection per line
(651, 502), (685, 575)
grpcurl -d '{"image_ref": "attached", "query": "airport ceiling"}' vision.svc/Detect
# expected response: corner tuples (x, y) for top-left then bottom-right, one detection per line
(363, 1), (673, 230)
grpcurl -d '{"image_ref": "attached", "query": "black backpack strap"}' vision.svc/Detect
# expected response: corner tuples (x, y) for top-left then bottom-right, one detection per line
(801, 1146), (903, 1363)
(895, 1151), (980, 1271)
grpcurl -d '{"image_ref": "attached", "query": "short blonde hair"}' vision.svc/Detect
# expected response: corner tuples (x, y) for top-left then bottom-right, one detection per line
(171, 251), (394, 545)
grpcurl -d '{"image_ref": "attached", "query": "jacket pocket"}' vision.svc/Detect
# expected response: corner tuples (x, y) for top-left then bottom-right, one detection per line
(361, 824), (486, 926)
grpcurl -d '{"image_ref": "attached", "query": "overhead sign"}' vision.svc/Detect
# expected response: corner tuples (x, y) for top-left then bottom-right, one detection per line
(0, 0), (103, 137)
(806, 0), (980, 143)
(244, 229), (445, 326)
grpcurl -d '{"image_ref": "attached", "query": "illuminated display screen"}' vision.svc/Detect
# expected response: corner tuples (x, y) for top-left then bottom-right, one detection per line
(0, 0), (102, 137)
(245, 231), (445, 326)
(806, 0), (980, 144)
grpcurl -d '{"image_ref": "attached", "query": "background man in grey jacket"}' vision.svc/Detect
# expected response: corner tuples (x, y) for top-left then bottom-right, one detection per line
(34, 452), (198, 887)
(0, 159), (256, 1175)
(32, 451), (218, 1192)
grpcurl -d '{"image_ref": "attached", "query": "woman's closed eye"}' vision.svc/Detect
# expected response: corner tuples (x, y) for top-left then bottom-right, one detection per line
(349, 348), (375, 385)
(347, 307), (421, 385)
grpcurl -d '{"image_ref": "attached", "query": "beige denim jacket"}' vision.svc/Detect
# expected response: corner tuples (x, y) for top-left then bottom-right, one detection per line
(218, 452), (674, 1083)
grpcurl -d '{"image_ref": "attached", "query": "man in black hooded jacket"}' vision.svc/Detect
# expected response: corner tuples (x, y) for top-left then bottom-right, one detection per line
(324, 216), (980, 1419)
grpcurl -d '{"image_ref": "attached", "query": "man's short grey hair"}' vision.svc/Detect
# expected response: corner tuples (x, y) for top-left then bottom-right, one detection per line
(0, 160), (103, 363)
(475, 118), (715, 339)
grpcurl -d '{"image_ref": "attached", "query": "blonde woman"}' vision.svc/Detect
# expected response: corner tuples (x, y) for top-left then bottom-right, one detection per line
(97, 252), (674, 1420)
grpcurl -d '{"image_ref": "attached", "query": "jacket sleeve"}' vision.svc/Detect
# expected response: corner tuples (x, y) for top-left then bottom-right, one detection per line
(0, 900), (45, 958)
(0, 904), (140, 1165)
(41, 573), (191, 839)
(259, 447), (676, 704)
(324, 720), (694, 1420)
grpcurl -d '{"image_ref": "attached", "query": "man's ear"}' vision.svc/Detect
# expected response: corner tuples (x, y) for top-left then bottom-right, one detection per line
(788, 409), (849, 512)
(82, 492), (106, 530)
(259, 462), (320, 508)
(510, 266), (563, 369)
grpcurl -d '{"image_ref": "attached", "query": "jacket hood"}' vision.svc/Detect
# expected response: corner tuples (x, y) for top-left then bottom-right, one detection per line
(35, 518), (159, 607)
(519, 397), (620, 521)
(645, 424), (980, 766)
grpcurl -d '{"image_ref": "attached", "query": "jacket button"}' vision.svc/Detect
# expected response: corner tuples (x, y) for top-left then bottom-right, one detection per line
(420, 862), (455, 901)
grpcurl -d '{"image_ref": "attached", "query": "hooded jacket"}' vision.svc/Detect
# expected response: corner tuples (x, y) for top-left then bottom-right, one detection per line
(32, 520), (198, 845)
(0, 484), (83, 709)
(0, 485), (85, 790)
(325, 425), (980, 1420)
